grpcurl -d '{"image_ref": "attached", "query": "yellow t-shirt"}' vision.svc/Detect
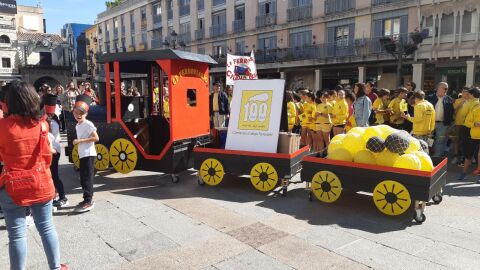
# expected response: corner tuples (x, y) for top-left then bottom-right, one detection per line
(287, 101), (297, 129)
(457, 98), (480, 126)
(163, 98), (170, 118)
(301, 101), (316, 127)
(212, 93), (219, 112)
(315, 103), (332, 124)
(331, 98), (348, 126)
(388, 97), (405, 124)
(373, 98), (388, 124)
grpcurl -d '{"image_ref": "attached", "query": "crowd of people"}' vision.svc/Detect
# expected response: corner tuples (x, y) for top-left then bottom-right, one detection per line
(286, 81), (480, 183)
(0, 80), (100, 270)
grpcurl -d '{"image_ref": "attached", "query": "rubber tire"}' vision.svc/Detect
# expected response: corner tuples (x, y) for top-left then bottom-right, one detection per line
(414, 213), (426, 223)
(172, 175), (180, 183)
(432, 195), (443, 204)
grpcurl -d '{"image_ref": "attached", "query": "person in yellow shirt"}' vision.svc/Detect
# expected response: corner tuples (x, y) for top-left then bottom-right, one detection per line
(314, 93), (333, 152)
(298, 90), (308, 145)
(388, 87), (408, 129)
(300, 92), (316, 148)
(327, 90), (337, 105)
(458, 87), (480, 182)
(401, 90), (435, 142)
(373, 88), (390, 125)
(286, 92), (297, 132)
(451, 88), (469, 164)
(344, 90), (356, 132)
(331, 90), (349, 135)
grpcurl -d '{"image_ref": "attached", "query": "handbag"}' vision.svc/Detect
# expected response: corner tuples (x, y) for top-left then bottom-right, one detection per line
(0, 121), (55, 206)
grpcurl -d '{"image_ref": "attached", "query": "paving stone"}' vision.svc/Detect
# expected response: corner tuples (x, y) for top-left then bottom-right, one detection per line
(261, 213), (312, 235)
(414, 240), (480, 270)
(163, 198), (256, 232)
(226, 222), (288, 248)
(296, 225), (363, 251)
(214, 250), (294, 270)
(259, 235), (368, 270)
(114, 231), (178, 262)
(335, 238), (448, 270)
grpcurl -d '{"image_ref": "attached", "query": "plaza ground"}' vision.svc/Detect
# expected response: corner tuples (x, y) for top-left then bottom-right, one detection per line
(1, 137), (480, 269)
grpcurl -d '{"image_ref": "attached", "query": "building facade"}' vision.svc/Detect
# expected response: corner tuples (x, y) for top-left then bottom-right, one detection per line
(84, 24), (98, 80)
(95, 0), (479, 91)
(0, 1), (20, 83)
(62, 23), (92, 77)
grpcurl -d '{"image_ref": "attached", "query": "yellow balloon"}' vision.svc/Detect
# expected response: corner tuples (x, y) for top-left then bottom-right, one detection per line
(377, 125), (395, 139)
(328, 148), (353, 162)
(331, 134), (346, 143)
(327, 140), (344, 155)
(393, 154), (422, 170)
(411, 151), (434, 171)
(375, 150), (400, 167)
(362, 127), (383, 141)
(404, 137), (421, 154)
(353, 149), (377, 165)
(348, 127), (366, 136)
(343, 133), (366, 155)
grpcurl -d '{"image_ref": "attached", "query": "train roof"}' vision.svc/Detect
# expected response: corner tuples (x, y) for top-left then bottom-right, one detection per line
(97, 49), (217, 65)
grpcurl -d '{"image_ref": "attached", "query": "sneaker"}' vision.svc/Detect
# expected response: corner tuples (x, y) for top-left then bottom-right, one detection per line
(26, 214), (34, 227)
(74, 201), (94, 213)
(53, 198), (69, 208)
(450, 156), (459, 164)
(458, 172), (467, 181)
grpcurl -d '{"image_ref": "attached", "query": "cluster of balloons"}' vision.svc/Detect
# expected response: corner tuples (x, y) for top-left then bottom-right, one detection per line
(327, 125), (434, 172)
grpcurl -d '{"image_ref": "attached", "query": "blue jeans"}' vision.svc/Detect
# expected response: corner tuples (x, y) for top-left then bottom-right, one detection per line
(0, 189), (61, 270)
(433, 122), (449, 157)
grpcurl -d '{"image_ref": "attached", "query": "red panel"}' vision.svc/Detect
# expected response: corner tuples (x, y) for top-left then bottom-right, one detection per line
(167, 59), (210, 141)
(194, 146), (310, 160)
(114, 61), (121, 121)
(302, 155), (446, 178)
(105, 63), (111, 123)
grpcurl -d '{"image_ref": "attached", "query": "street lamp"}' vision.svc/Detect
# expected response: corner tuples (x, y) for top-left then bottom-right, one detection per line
(163, 30), (178, 49)
(379, 29), (428, 87)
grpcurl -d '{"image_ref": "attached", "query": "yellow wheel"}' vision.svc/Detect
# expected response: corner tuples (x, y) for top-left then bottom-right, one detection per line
(94, 144), (110, 171)
(311, 171), (342, 203)
(71, 144), (80, 170)
(199, 158), (225, 186)
(373, 180), (411, 216)
(250, 163), (278, 192)
(109, 138), (137, 174)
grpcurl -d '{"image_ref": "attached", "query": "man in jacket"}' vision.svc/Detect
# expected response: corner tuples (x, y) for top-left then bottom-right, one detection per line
(426, 82), (454, 157)
(209, 82), (230, 128)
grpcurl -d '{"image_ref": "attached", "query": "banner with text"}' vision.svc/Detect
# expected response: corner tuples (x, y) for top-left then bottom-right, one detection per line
(226, 51), (258, 86)
(225, 79), (285, 153)
(0, 0), (16, 14)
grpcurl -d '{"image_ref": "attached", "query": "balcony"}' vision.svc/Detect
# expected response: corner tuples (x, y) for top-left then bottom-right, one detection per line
(212, 0), (226, 6)
(179, 5), (190, 17)
(372, 0), (415, 9)
(197, 0), (204, 11)
(195, 29), (204, 41)
(287, 5), (312, 22)
(178, 32), (192, 44)
(256, 13), (276, 28)
(167, 9), (173, 20)
(232, 19), (245, 33)
(210, 24), (227, 38)
(151, 38), (163, 49)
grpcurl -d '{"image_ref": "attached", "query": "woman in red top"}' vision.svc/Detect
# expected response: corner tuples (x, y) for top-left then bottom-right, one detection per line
(0, 81), (67, 270)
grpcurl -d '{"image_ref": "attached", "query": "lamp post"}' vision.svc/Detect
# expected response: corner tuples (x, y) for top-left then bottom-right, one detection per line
(163, 30), (178, 49)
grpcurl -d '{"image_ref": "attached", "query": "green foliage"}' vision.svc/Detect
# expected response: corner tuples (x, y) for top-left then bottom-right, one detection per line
(105, 0), (122, 9)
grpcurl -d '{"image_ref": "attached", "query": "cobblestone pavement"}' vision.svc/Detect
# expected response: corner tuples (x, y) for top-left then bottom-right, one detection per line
(1, 140), (480, 269)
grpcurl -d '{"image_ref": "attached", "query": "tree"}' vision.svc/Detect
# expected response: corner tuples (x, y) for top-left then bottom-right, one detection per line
(105, 0), (122, 9)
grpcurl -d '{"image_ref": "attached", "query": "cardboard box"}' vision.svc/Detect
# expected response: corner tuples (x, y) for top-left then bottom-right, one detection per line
(278, 132), (301, 154)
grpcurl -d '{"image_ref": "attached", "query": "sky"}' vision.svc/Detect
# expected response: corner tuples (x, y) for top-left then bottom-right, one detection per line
(17, 0), (106, 34)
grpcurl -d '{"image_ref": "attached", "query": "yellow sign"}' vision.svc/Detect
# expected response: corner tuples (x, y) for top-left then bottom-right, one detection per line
(171, 68), (208, 85)
(238, 90), (272, 131)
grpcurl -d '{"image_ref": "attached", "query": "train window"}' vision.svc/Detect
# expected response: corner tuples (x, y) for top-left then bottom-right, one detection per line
(187, 89), (197, 106)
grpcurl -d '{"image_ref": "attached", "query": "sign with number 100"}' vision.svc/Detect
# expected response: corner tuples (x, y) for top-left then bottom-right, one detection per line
(238, 90), (272, 131)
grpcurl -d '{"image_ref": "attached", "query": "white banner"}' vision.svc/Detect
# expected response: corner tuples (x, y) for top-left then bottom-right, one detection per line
(225, 79), (285, 153)
(226, 51), (258, 86)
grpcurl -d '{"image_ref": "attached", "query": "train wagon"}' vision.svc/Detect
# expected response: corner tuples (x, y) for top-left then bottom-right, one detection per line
(66, 49), (216, 182)
(301, 153), (447, 223)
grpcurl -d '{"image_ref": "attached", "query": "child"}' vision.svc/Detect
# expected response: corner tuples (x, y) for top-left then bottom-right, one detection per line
(44, 94), (69, 207)
(315, 93), (333, 152)
(72, 95), (99, 213)
(331, 90), (349, 136)
(388, 87), (408, 129)
(303, 92), (316, 149)
(373, 88), (391, 125)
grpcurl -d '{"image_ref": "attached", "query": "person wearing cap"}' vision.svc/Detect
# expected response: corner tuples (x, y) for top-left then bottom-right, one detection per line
(72, 94), (99, 213)
(209, 82), (229, 128)
(44, 94), (69, 208)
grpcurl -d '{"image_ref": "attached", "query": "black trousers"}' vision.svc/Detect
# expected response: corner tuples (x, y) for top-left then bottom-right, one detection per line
(50, 153), (66, 199)
(79, 156), (95, 203)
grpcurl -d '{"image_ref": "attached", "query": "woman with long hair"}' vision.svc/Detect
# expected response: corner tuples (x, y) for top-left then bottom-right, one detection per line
(353, 83), (372, 127)
(0, 81), (67, 270)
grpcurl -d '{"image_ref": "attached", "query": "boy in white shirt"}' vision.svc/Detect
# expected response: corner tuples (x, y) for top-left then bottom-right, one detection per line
(72, 95), (99, 213)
